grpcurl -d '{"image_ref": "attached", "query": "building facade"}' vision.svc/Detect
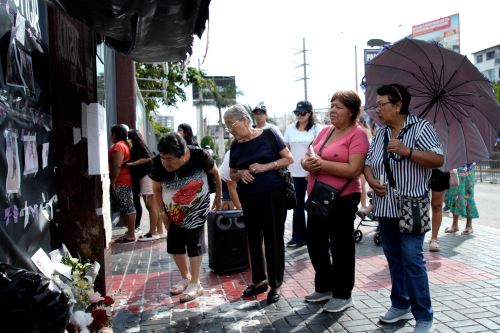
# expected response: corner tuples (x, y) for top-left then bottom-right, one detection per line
(473, 45), (500, 82)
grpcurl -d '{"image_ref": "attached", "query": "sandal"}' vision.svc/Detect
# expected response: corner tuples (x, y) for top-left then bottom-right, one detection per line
(461, 228), (474, 235)
(170, 278), (190, 295)
(444, 226), (459, 233)
(115, 236), (136, 243)
(180, 283), (203, 302)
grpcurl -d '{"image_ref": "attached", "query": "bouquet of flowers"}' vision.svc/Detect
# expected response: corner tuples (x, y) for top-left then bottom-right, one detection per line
(50, 246), (114, 333)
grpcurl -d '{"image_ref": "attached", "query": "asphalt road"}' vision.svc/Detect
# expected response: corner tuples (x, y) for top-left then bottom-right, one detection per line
(467, 182), (500, 231)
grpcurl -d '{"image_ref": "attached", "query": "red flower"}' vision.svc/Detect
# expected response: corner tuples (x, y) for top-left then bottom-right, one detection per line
(172, 180), (203, 205)
(102, 295), (114, 306)
(91, 308), (109, 330)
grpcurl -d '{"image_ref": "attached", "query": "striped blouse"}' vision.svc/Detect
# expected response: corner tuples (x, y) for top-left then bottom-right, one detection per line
(365, 114), (443, 218)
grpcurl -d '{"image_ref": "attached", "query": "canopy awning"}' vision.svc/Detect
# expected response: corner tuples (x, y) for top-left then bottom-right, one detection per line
(43, 0), (210, 62)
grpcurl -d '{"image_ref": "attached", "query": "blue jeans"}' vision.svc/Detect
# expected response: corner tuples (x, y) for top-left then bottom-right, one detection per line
(378, 217), (433, 321)
(292, 177), (308, 243)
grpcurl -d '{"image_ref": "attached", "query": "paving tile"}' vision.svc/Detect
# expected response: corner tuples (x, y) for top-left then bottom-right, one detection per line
(111, 204), (500, 332)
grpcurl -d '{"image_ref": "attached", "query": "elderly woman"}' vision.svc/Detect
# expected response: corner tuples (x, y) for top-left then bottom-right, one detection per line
(150, 132), (222, 302)
(301, 90), (369, 312)
(364, 84), (443, 333)
(109, 124), (136, 243)
(283, 100), (322, 248)
(224, 104), (293, 304)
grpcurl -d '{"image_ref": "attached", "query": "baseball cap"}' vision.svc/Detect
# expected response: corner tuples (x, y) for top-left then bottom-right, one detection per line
(294, 101), (313, 113)
(252, 104), (267, 113)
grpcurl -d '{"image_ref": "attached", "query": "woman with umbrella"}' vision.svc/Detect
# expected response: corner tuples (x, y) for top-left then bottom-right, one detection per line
(364, 84), (443, 333)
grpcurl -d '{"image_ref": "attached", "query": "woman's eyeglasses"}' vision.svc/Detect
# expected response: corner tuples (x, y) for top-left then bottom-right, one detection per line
(293, 111), (309, 117)
(375, 101), (392, 109)
(227, 119), (241, 132)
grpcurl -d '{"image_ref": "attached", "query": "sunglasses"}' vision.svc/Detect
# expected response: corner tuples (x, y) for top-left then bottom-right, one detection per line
(253, 110), (266, 115)
(293, 111), (309, 117)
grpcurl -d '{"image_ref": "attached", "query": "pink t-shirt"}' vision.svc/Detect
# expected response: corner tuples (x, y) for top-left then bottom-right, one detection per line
(307, 125), (369, 196)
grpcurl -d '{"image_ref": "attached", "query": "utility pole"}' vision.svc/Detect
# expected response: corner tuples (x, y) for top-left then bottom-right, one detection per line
(196, 59), (205, 140)
(295, 38), (309, 101)
(354, 45), (358, 93)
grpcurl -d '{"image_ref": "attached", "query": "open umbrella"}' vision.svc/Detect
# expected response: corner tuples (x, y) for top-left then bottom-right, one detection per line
(364, 38), (500, 171)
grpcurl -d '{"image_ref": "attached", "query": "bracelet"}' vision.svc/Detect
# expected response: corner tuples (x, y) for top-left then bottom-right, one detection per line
(159, 212), (166, 216)
(408, 148), (413, 159)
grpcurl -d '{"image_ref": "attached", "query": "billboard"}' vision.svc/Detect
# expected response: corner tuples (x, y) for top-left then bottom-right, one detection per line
(364, 48), (383, 64)
(412, 14), (460, 53)
(192, 76), (236, 104)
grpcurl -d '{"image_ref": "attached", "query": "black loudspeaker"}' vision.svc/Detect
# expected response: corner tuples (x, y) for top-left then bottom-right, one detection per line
(207, 210), (249, 274)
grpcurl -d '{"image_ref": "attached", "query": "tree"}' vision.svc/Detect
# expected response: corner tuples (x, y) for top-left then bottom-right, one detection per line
(152, 120), (171, 138)
(135, 63), (207, 115)
(194, 78), (242, 158)
(494, 81), (500, 103)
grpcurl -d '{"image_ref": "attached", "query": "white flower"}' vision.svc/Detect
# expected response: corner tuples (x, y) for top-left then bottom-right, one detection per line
(69, 310), (93, 333)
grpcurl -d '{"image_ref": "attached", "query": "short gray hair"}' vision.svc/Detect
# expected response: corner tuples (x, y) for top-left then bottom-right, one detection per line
(224, 104), (251, 123)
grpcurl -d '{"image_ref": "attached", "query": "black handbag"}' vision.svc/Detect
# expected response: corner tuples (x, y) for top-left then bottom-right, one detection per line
(305, 178), (352, 218)
(264, 129), (296, 209)
(304, 128), (352, 218)
(278, 167), (296, 210)
(382, 129), (430, 234)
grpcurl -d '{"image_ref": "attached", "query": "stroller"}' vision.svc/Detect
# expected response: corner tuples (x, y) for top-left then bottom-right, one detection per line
(353, 192), (381, 245)
(353, 210), (380, 245)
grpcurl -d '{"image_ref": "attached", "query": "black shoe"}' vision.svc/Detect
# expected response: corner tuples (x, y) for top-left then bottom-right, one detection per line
(266, 289), (280, 304)
(243, 283), (268, 297)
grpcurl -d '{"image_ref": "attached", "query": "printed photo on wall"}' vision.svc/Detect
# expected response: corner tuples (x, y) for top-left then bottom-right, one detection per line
(23, 134), (39, 175)
(42, 142), (49, 168)
(5, 130), (21, 194)
(6, 27), (25, 89)
(18, 48), (35, 92)
(6, 26), (34, 91)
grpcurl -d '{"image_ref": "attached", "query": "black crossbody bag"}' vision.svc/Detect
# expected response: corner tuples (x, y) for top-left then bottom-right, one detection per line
(305, 128), (352, 218)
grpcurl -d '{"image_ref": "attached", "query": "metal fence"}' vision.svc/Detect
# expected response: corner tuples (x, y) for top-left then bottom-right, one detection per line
(475, 160), (500, 184)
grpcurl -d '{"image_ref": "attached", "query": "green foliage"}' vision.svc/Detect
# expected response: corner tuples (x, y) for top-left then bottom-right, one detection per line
(200, 135), (215, 149)
(152, 120), (171, 139)
(135, 63), (208, 115)
(494, 81), (500, 102)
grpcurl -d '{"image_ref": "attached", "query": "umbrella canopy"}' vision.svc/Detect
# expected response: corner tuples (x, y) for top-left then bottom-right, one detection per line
(364, 38), (500, 171)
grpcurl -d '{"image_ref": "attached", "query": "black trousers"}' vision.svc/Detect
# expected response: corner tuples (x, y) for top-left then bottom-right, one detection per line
(307, 192), (360, 299)
(239, 187), (287, 289)
(132, 178), (142, 229)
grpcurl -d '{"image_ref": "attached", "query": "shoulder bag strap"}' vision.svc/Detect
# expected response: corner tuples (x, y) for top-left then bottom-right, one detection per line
(383, 129), (397, 191)
(313, 127), (352, 193)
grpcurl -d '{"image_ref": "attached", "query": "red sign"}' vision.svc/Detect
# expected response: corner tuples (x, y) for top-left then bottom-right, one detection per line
(412, 16), (451, 37)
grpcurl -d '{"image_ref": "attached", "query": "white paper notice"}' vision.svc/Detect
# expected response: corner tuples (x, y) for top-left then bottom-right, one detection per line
(87, 103), (108, 175)
(15, 13), (25, 46)
(101, 175), (112, 247)
(73, 127), (81, 144)
(81, 102), (88, 138)
(42, 142), (49, 168)
(31, 248), (56, 278)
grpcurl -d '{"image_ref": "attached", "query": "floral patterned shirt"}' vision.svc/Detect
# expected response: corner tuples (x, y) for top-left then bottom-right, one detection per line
(150, 147), (214, 229)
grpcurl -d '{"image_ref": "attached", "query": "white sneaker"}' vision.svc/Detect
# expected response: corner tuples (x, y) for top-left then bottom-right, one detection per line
(180, 283), (203, 302)
(428, 239), (440, 252)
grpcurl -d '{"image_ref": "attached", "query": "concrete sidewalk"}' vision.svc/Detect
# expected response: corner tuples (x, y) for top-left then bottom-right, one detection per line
(109, 183), (500, 332)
